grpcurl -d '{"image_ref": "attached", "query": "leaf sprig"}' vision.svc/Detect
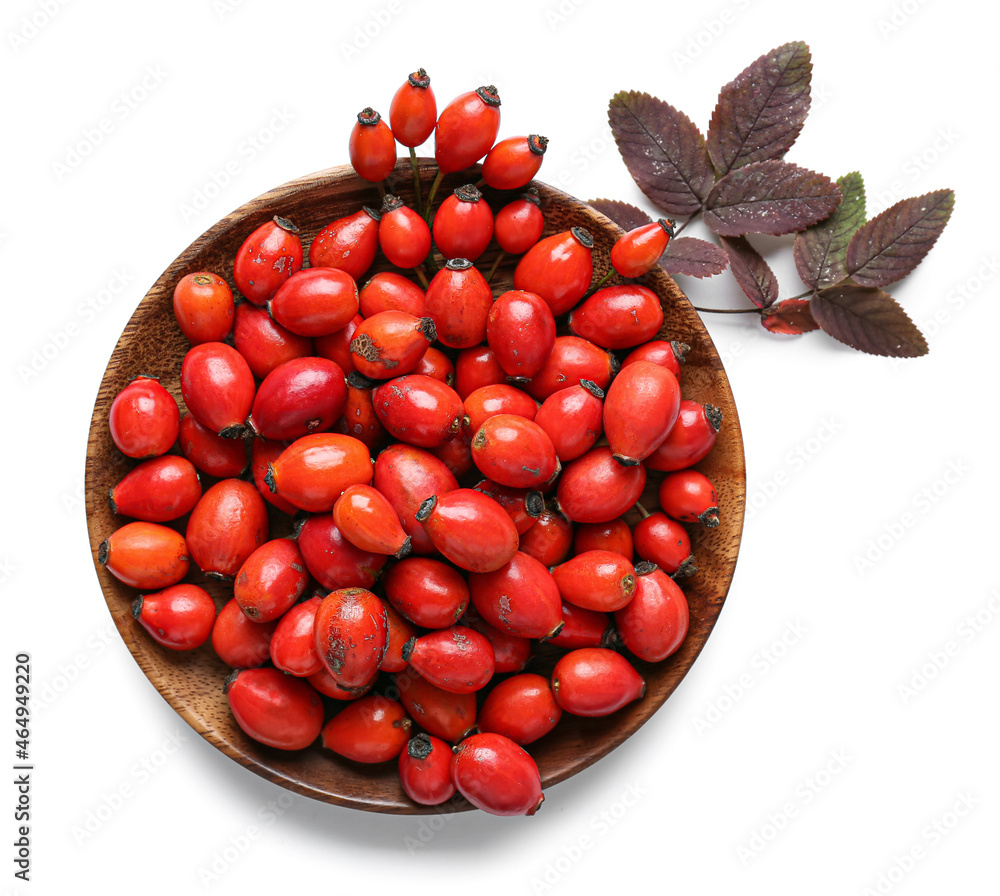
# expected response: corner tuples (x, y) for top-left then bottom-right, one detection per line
(591, 41), (954, 358)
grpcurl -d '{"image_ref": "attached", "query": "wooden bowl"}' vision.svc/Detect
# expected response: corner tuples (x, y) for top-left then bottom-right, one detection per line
(85, 159), (746, 813)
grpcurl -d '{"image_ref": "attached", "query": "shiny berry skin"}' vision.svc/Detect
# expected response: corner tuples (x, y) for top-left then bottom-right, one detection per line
(494, 190), (544, 255)
(569, 284), (665, 350)
(556, 446), (646, 524)
(395, 672), (476, 742)
(131, 584), (216, 651)
(416, 489), (519, 574)
(180, 342), (255, 438)
(389, 68), (437, 147)
(434, 86), (501, 174)
(621, 338), (687, 381)
(321, 695), (411, 763)
(349, 107), (397, 182)
(233, 301), (313, 380)
(270, 595), (324, 677)
(250, 438), (297, 515)
(109, 455), (201, 523)
(333, 484), (411, 558)
(609, 219), (674, 278)
(307, 665), (372, 700)
(482, 134), (548, 190)
(383, 557), (469, 629)
(313, 313), (362, 376)
(233, 216), (303, 306)
(550, 601), (612, 650)
(424, 258), (493, 350)
(268, 267), (359, 338)
(212, 598), (277, 667)
(429, 430), (474, 480)
(645, 401), (722, 472)
(186, 479), (269, 580)
(518, 503), (573, 567)
(179, 414), (248, 479)
(513, 227), (594, 316)
(380, 600), (417, 673)
(336, 372), (388, 452)
(433, 184), (494, 262)
(415, 346), (455, 385)
(265, 433), (374, 513)
(403, 625), (495, 694)
(98, 521), (189, 590)
(372, 374), (464, 448)
(473, 479), (544, 536)
(373, 444), (459, 556)
(633, 512), (694, 576)
(468, 550), (563, 639)
(359, 272), (426, 318)
(108, 375), (180, 459)
(478, 673), (561, 746)
(309, 207), (381, 281)
(486, 289), (557, 380)
(172, 272), (234, 344)
(247, 357), (348, 441)
(234, 538), (309, 623)
(350, 311), (436, 380)
(551, 648), (645, 717)
(296, 514), (387, 591)
(526, 336), (618, 402)
(399, 733), (456, 806)
(552, 549), (636, 613)
(471, 414), (559, 490)
(379, 195), (432, 268)
(461, 609), (532, 673)
(462, 378), (545, 436)
(573, 517), (633, 559)
(533, 380), (605, 462)
(454, 345), (506, 399)
(604, 360), (681, 466)
(314, 587), (388, 693)
(450, 732), (543, 817)
(613, 562), (690, 662)
(658, 470), (720, 528)
(224, 667), (323, 751)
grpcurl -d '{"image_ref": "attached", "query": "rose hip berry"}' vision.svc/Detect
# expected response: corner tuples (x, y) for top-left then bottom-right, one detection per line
(348, 108), (397, 183)
(108, 375), (180, 459)
(233, 216), (303, 306)
(173, 272), (234, 345)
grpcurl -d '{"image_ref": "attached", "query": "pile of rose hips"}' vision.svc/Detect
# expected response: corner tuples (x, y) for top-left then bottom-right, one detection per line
(97, 69), (723, 818)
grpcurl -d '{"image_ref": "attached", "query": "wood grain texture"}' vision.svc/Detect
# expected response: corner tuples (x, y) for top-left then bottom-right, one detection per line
(85, 159), (746, 814)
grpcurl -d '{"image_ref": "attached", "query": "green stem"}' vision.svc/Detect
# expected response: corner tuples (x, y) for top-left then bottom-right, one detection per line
(414, 266), (430, 290)
(485, 251), (505, 284)
(408, 147), (423, 215)
(633, 501), (651, 519)
(424, 170), (444, 224)
(591, 268), (614, 291)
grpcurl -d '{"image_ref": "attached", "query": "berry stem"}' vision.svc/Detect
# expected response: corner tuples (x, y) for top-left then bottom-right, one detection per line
(424, 169), (444, 223)
(414, 266), (430, 289)
(671, 210), (701, 238)
(376, 180), (387, 200)
(485, 251), (506, 284)
(408, 147), (423, 214)
(633, 501), (651, 519)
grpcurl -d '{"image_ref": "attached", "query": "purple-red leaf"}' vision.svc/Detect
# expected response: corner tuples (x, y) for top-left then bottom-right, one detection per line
(845, 189), (955, 288)
(794, 172), (866, 290)
(720, 236), (778, 308)
(810, 286), (928, 357)
(708, 41), (813, 176)
(703, 161), (841, 236)
(760, 298), (819, 335)
(660, 237), (729, 279)
(588, 198), (653, 233)
(608, 91), (715, 217)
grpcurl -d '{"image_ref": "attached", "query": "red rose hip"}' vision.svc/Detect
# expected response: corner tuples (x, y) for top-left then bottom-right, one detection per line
(450, 732), (543, 817)
(551, 648), (645, 717)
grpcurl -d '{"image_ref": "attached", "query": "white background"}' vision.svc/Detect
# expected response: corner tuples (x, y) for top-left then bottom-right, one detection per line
(3, 0), (997, 893)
